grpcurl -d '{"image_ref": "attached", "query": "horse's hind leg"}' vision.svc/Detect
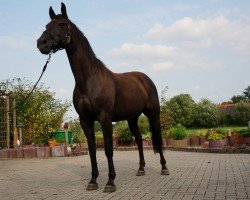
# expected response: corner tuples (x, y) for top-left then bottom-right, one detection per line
(147, 113), (170, 175)
(128, 117), (146, 176)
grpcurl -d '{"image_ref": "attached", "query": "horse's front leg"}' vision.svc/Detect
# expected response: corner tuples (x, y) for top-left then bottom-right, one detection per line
(100, 115), (116, 193)
(80, 119), (99, 190)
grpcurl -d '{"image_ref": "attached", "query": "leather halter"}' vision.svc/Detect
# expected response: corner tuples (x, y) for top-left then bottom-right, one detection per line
(43, 24), (71, 53)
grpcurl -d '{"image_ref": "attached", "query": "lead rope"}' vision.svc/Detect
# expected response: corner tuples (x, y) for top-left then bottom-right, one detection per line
(4, 52), (52, 114)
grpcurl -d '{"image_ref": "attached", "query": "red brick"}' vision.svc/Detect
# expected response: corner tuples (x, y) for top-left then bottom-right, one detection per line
(0, 149), (10, 158)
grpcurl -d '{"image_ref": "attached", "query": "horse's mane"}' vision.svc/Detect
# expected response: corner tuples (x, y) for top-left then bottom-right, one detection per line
(69, 21), (107, 71)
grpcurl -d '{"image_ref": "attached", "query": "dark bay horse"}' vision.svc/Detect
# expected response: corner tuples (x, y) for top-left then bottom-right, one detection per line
(37, 3), (169, 193)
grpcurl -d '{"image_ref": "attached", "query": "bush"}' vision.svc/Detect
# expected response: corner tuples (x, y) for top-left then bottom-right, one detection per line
(114, 121), (133, 144)
(162, 129), (171, 138)
(207, 133), (225, 141)
(197, 129), (207, 137)
(187, 130), (200, 137)
(73, 136), (81, 143)
(95, 131), (103, 142)
(138, 116), (150, 134)
(170, 124), (188, 140)
(206, 129), (226, 141)
(237, 128), (250, 137)
(117, 131), (133, 144)
(232, 103), (250, 125)
(142, 132), (151, 140)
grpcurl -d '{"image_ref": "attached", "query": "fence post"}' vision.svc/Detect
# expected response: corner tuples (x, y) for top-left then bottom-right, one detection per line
(13, 99), (18, 148)
(6, 96), (10, 148)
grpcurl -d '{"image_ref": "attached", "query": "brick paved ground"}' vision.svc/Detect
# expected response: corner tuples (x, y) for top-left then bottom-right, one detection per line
(0, 150), (250, 200)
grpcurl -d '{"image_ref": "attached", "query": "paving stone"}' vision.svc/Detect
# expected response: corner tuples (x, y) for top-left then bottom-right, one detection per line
(0, 150), (250, 200)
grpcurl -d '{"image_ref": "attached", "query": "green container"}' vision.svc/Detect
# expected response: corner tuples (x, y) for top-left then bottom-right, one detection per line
(53, 131), (72, 144)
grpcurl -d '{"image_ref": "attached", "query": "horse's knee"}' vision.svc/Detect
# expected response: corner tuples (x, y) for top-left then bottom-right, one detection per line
(104, 147), (113, 158)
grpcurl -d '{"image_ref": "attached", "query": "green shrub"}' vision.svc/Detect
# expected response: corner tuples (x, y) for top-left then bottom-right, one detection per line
(138, 116), (150, 134)
(187, 130), (200, 137)
(207, 133), (225, 141)
(206, 128), (226, 140)
(170, 124), (188, 140)
(237, 128), (250, 137)
(162, 129), (170, 138)
(215, 128), (226, 135)
(73, 136), (80, 143)
(114, 121), (133, 144)
(117, 130), (133, 144)
(95, 131), (103, 142)
(142, 132), (151, 140)
(197, 129), (207, 137)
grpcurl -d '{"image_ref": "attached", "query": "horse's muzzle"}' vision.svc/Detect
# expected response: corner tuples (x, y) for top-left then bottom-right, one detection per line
(37, 35), (53, 55)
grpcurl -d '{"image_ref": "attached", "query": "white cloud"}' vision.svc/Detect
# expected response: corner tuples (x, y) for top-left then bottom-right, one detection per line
(107, 16), (249, 73)
(152, 61), (176, 71)
(146, 16), (250, 52)
(108, 43), (176, 58)
(108, 42), (220, 72)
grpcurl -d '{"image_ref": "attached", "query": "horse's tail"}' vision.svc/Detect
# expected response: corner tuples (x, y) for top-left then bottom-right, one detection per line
(149, 116), (163, 153)
(141, 72), (164, 153)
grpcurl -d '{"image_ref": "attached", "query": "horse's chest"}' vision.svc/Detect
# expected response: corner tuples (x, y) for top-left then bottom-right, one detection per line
(74, 95), (93, 116)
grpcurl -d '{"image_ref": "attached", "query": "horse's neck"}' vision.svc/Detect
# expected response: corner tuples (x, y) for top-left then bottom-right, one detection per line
(65, 34), (101, 90)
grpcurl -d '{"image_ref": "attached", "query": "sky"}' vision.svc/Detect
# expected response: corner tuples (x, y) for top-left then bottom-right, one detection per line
(0, 0), (250, 119)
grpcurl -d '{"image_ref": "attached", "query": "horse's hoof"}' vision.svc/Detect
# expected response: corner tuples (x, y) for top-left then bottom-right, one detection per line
(136, 170), (145, 176)
(161, 169), (170, 175)
(103, 185), (116, 193)
(86, 183), (98, 191)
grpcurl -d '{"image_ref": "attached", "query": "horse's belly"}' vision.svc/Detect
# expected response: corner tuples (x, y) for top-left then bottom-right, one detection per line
(112, 100), (144, 121)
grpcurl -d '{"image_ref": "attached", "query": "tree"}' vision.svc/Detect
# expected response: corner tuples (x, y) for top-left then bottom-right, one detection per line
(0, 78), (71, 145)
(160, 106), (173, 131)
(232, 103), (250, 126)
(243, 86), (250, 102)
(230, 85), (250, 103)
(159, 86), (173, 130)
(194, 99), (219, 128)
(231, 95), (246, 103)
(168, 94), (195, 127)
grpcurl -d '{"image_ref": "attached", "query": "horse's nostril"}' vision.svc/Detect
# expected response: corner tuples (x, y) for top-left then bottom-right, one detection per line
(42, 39), (47, 45)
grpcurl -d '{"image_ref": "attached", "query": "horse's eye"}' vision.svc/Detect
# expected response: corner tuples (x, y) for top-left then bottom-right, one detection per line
(59, 23), (65, 27)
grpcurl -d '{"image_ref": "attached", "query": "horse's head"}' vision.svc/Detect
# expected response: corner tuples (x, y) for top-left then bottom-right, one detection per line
(37, 3), (71, 54)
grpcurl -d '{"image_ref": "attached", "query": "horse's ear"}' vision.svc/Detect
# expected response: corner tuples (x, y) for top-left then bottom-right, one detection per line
(61, 2), (68, 19)
(49, 6), (56, 20)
